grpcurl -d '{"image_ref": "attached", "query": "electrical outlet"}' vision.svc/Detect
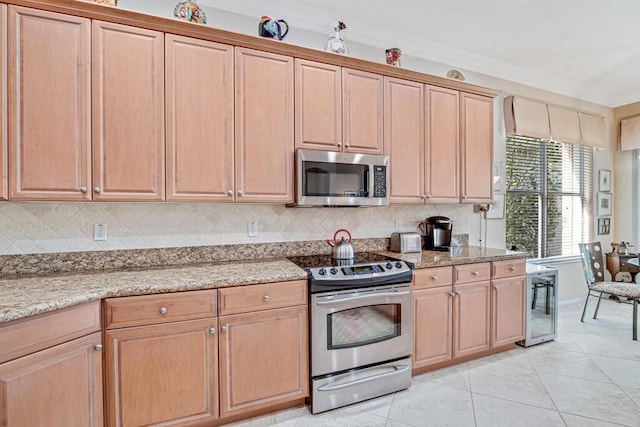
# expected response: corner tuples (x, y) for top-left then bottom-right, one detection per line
(474, 204), (489, 213)
(247, 221), (258, 237)
(94, 223), (107, 241)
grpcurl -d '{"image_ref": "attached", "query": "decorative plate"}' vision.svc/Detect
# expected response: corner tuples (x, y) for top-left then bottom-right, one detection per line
(89, 0), (117, 5)
(174, 1), (207, 24)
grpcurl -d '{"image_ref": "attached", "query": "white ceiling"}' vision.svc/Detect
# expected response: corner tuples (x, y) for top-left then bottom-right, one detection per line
(201, 0), (640, 108)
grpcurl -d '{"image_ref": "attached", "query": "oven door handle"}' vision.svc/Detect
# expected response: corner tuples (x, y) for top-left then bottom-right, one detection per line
(316, 290), (410, 305)
(317, 364), (410, 391)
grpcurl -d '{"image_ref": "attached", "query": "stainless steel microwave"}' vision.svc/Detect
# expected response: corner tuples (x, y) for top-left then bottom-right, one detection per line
(293, 149), (389, 207)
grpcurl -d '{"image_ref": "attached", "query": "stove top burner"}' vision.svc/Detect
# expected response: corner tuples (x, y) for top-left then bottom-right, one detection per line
(287, 252), (393, 270)
(288, 252), (413, 293)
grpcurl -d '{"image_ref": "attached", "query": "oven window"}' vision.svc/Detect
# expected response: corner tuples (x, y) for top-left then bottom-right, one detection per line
(327, 304), (400, 349)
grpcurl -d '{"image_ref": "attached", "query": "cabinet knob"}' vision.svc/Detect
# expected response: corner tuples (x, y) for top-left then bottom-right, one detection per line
(80, 187), (87, 193)
(237, 191), (244, 196)
(449, 292), (455, 298)
(93, 187), (101, 193)
(472, 271), (479, 276)
(431, 276), (438, 281)
(263, 295), (270, 302)
(509, 266), (515, 271)
(337, 143), (342, 147)
(159, 306), (168, 315)
(427, 195), (432, 199)
(345, 143), (350, 147)
(94, 344), (103, 351)
(221, 325), (228, 333)
(227, 190), (233, 196)
(421, 195), (426, 199)
(209, 327), (216, 335)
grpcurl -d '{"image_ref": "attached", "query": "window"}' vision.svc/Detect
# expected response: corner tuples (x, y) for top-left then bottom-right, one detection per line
(505, 135), (592, 258)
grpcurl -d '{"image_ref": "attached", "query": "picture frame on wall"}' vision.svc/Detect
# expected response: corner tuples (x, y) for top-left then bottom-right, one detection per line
(597, 192), (612, 216)
(598, 169), (611, 192)
(486, 194), (505, 219)
(597, 218), (611, 235)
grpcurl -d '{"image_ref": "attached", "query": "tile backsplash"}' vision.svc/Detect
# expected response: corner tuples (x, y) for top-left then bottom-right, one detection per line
(0, 202), (481, 255)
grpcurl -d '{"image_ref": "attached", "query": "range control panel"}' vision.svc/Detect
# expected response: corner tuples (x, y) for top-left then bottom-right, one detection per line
(308, 260), (411, 282)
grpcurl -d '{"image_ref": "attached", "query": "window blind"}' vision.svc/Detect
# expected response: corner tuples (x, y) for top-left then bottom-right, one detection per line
(505, 136), (592, 258)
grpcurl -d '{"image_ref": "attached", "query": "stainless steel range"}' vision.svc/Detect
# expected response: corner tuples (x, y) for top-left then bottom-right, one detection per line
(289, 253), (413, 414)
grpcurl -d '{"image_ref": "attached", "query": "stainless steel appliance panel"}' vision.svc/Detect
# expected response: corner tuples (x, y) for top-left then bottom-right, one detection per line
(311, 284), (412, 376)
(311, 357), (411, 414)
(518, 263), (559, 347)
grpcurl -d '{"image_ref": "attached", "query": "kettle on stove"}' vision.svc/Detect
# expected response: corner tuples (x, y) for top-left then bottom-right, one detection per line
(326, 229), (354, 264)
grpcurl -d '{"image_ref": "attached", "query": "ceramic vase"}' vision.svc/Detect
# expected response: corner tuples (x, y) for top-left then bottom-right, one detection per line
(325, 22), (348, 54)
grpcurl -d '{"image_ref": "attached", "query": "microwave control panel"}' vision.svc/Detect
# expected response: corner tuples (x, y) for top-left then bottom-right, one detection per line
(373, 166), (386, 197)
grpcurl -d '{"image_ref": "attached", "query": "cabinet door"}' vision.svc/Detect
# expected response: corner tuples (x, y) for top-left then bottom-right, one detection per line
(453, 281), (490, 358)
(0, 5), (7, 201)
(460, 93), (493, 203)
(491, 276), (526, 347)
(235, 48), (293, 203)
(219, 305), (308, 418)
(384, 77), (424, 203)
(342, 68), (383, 154)
(414, 286), (453, 368)
(92, 21), (164, 201)
(105, 318), (218, 427)
(425, 85), (459, 203)
(0, 332), (103, 427)
(295, 59), (342, 151)
(8, 6), (90, 200)
(165, 35), (234, 202)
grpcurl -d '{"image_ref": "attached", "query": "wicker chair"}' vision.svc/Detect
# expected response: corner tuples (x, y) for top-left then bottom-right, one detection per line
(578, 242), (640, 340)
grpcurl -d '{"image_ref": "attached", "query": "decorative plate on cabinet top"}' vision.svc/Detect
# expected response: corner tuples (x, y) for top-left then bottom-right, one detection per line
(88, 0), (117, 5)
(174, 1), (207, 24)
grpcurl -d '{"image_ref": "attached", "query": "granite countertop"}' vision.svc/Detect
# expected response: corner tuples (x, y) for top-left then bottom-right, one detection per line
(0, 246), (526, 325)
(0, 259), (307, 324)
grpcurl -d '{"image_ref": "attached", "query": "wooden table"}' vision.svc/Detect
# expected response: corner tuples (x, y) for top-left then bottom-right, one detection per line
(605, 253), (639, 282)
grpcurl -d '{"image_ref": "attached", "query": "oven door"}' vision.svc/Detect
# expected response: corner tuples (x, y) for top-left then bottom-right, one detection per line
(311, 284), (412, 377)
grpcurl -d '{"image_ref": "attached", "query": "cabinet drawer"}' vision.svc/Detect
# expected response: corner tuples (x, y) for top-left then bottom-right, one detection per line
(0, 301), (101, 364)
(218, 280), (307, 315)
(453, 263), (491, 284)
(619, 260), (640, 273)
(414, 266), (453, 289)
(104, 290), (216, 329)
(492, 259), (526, 279)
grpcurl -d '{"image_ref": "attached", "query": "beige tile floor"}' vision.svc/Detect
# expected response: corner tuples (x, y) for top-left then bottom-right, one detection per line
(229, 300), (640, 426)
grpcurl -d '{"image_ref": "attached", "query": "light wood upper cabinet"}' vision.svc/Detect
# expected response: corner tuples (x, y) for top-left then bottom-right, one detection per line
(8, 6), (90, 200)
(166, 35), (234, 202)
(295, 59), (342, 151)
(460, 92), (493, 203)
(105, 318), (219, 426)
(92, 21), (165, 201)
(0, 5), (6, 201)
(384, 76), (424, 203)
(342, 68), (384, 155)
(425, 85), (460, 203)
(235, 47), (293, 203)
(219, 305), (308, 418)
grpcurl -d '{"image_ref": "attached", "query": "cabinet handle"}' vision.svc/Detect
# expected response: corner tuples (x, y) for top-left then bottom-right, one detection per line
(345, 143), (350, 147)
(93, 187), (101, 193)
(337, 143), (342, 147)
(80, 187), (87, 193)
(227, 190), (233, 196)
(427, 195), (432, 199)
(209, 327), (216, 335)
(449, 292), (455, 297)
(431, 276), (438, 281)
(159, 306), (168, 315)
(263, 295), (270, 302)
(221, 325), (228, 333)
(509, 266), (515, 271)
(237, 191), (244, 196)
(94, 344), (103, 351)
(472, 271), (479, 276)
(421, 195), (426, 199)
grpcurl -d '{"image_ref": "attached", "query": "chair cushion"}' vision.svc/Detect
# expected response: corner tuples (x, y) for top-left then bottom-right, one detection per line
(589, 281), (640, 299)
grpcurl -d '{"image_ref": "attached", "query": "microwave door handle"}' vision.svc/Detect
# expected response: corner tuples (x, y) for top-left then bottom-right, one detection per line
(317, 364), (410, 391)
(364, 165), (369, 197)
(316, 290), (411, 305)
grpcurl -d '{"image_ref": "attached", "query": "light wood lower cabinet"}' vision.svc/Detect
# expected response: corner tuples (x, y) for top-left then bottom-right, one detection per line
(218, 305), (308, 418)
(453, 280), (491, 358)
(0, 332), (103, 427)
(105, 318), (219, 427)
(491, 259), (526, 347)
(413, 286), (453, 368)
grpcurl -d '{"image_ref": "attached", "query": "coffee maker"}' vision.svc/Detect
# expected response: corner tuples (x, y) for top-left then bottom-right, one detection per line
(422, 216), (454, 251)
